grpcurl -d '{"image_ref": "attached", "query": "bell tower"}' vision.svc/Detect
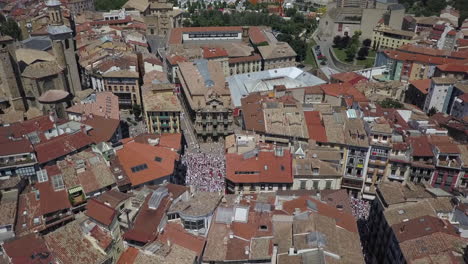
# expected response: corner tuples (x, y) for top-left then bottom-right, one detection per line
(46, 0), (82, 94)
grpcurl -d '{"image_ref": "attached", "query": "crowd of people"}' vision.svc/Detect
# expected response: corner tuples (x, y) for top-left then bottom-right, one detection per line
(182, 152), (226, 192)
(350, 197), (370, 220)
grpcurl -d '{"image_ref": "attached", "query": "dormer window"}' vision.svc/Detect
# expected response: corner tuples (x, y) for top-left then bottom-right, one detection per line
(259, 225), (268, 231)
(312, 168), (319, 175)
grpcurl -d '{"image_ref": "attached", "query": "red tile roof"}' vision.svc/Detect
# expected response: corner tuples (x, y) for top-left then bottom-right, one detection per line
(133, 133), (182, 151)
(85, 199), (116, 227)
(166, 54), (188, 66)
(457, 38), (468, 47)
(3, 234), (55, 264)
(248, 26), (268, 44)
(123, 196), (171, 243)
(330, 72), (367, 85)
(409, 79), (431, 95)
(168, 26), (267, 45)
(436, 63), (468, 73)
(304, 111), (327, 143)
(35, 177), (72, 215)
(408, 136), (434, 157)
(282, 196), (358, 233)
(81, 116), (120, 144)
(15, 192), (44, 236)
(158, 222), (205, 256)
(392, 215), (457, 243)
(202, 47), (228, 59)
(382, 49), (462, 65)
(319, 83), (369, 103)
(226, 150), (293, 184)
(117, 247), (139, 264)
(66, 92), (120, 120)
(34, 132), (92, 164)
(116, 139), (179, 186)
(459, 93), (468, 102)
(0, 138), (34, 156)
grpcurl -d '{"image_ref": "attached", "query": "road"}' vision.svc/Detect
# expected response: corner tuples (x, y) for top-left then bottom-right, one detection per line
(311, 30), (342, 72)
(177, 93), (198, 150)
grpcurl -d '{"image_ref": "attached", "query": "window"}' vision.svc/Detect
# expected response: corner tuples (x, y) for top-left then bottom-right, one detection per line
(312, 168), (319, 174)
(268, 184), (273, 190)
(37, 169), (48, 183)
(33, 217), (40, 225)
(300, 181), (307, 190)
(183, 219), (204, 230)
(52, 175), (65, 190)
(259, 225), (268, 231)
(391, 169), (396, 175)
(154, 156), (163, 162)
(373, 135), (378, 140)
(325, 181), (332, 189)
(16, 166), (35, 176)
(260, 184), (265, 190)
(131, 164), (148, 173)
(313, 181), (319, 189)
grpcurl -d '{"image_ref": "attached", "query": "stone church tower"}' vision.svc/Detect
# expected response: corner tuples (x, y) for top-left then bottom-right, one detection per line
(0, 36), (27, 112)
(46, 0), (82, 94)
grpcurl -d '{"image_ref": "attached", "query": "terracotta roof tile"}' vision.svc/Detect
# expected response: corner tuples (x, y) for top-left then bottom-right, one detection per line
(81, 116), (120, 143)
(226, 150), (293, 184)
(124, 195), (171, 243)
(34, 132), (93, 164)
(116, 139), (179, 187)
(202, 47), (228, 59)
(117, 247), (139, 264)
(330, 72), (367, 85)
(158, 222), (205, 256)
(282, 196), (358, 233)
(35, 176), (71, 215)
(409, 79), (431, 95)
(3, 234), (55, 264)
(85, 199), (116, 227)
(304, 111), (327, 142)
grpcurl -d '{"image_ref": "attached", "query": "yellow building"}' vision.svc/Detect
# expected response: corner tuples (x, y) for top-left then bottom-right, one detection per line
(372, 25), (415, 50)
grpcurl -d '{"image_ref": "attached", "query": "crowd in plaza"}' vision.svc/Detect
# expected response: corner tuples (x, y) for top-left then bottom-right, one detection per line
(350, 197), (370, 220)
(182, 152), (226, 192)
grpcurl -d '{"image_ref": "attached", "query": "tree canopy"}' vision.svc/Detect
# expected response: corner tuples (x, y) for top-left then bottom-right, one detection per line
(185, 9), (317, 61)
(95, 0), (127, 11)
(378, 98), (404, 109)
(0, 14), (21, 40)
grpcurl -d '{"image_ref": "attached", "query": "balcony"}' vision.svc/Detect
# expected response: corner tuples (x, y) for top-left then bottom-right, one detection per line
(389, 154), (411, 163)
(342, 178), (363, 189)
(437, 159), (461, 169)
(388, 174), (405, 181)
(0, 156), (36, 169)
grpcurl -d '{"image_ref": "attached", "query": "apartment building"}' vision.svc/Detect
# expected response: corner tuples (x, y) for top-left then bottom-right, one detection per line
(342, 114), (370, 197)
(293, 153), (342, 191)
(225, 148), (293, 194)
(178, 60), (234, 142)
(372, 25), (416, 50)
(363, 118), (392, 199)
(102, 70), (141, 108)
(142, 82), (181, 134)
(0, 138), (37, 178)
(367, 182), (459, 264)
(423, 77), (457, 113)
(258, 42), (297, 70)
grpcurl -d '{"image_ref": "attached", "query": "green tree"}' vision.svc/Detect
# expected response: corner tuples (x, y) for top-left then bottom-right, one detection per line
(363, 38), (372, 47)
(285, 8), (297, 17)
(333, 35), (342, 47)
(0, 14), (21, 40)
(95, 0), (127, 11)
(345, 44), (357, 62)
(379, 98), (404, 109)
(132, 104), (142, 120)
(357, 47), (369, 60)
(428, 107), (438, 116)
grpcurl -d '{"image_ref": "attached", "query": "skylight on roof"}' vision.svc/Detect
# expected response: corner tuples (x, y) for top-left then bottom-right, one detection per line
(131, 164), (148, 173)
(154, 156), (163, 162)
(37, 169), (48, 183)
